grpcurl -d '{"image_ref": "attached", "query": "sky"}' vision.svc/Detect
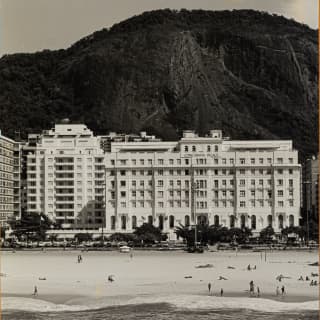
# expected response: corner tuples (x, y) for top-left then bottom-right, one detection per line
(0, 0), (318, 56)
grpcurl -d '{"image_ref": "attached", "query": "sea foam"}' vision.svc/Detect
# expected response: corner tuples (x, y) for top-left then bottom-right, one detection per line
(2, 294), (318, 313)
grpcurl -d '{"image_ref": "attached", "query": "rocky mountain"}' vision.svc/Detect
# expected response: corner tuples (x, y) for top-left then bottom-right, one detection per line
(0, 9), (318, 158)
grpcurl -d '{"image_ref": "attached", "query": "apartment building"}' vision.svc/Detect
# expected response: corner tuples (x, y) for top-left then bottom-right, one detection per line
(105, 130), (301, 238)
(0, 130), (15, 227)
(25, 124), (105, 230)
(24, 125), (301, 238)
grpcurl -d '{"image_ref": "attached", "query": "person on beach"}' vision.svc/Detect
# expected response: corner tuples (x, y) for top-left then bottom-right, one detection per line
(220, 288), (224, 296)
(306, 276), (309, 281)
(257, 286), (260, 297)
(247, 264), (251, 271)
(253, 265), (256, 270)
(310, 280), (314, 286)
(281, 285), (285, 295)
(33, 285), (38, 296)
(249, 280), (254, 296)
(276, 286), (280, 296)
(208, 282), (212, 294)
(298, 276), (303, 280)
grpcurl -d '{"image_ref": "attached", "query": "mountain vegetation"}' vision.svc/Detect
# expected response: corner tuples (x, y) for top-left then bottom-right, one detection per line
(0, 9), (317, 158)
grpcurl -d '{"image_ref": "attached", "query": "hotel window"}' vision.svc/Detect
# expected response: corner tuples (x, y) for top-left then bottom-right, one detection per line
(207, 145), (211, 152)
(169, 170), (174, 175)
(158, 191), (164, 198)
(158, 180), (164, 187)
(111, 160), (115, 165)
(214, 145), (218, 152)
(222, 190), (226, 197)
(222, 158), (226, 164)
(289, 190), (293, 196)
(185, 159), (189, 165)
(277, 169), (283, 174)
(259, 169), (263, 175)
(185, 170), (189, 175)
(158, 159), (164, 165)
(120, 181), (126, 187)
(132, 201), (136, 208)
(177, 169), (181, 175)
(277, 190), (283, 197)
(240, 201), (246, 207)
(268, 190), (272, 198)
(139, 201), (144, 208)
(120, 160), (127, 165)
(177, 190), (181, 197)
(184, 146), (188, 152)
(222, 169), (226, 175)
(258, 200), (264, 207)
(288, 179), (293, 187)
(266, 169), (271, 174)
(251, 179), (255, 186)
(230, 190), (234, 197)
(132, 191), (136, 197)
(169, 159), (174, 165)
(240, 190), (245, 197)
(132, 180), (136, 187)
(214, 201), (219, 207)
(251, 190), (255, 196)
(158, 202), (164, 208)
(111, 192), (115, 199)
(169, 200), (174, 207)
(148, 180), (152, 186)
(250, 158), (255, 164)
(259, 158), (263, 164)
(288, 169), (293, 174)
(140, 159), (144, 165)
(222, 200), (227, 207)
(169, 190), (174, 197)
(250, 200), (255, 207)
(140, 170), (144, 175)
(132, 159), (136, 165)
(185, 180), (189, 188)
(214, 170), (218, 175)
(288, 158), (293, 164)
(278, 201), (284, 207)
(148, 159), (152, 165)
(140, 191), (144, 197)
(277, 158), (283, 164)
(169, 180), (173, 186)
(147, 170), (152, 176)
(158, 170), (163, 176)
(251, 169), (255, 175)
(214, 158), (218, 164)
(192, 146), (196, 152)
(120, 191), (126, 198)
(177, 180), (181, 186)
(120, 202), (126, 208)
(267, 158), (272, 164)
(120, 170), (126, 176)
(240, 158), (245, 164)
(289, 199), (294, 207)
(240, 169), (245, 175)
(214, 191), (218, 199)
(277, 179), (283, 186)
(240, 179), (245, 186)
(177, 159), (181, 165)
(230, 158), (234, 164)
(230, 179), (234, 186)
(222, 180), (226, 186)
(259, 179), (263, 185)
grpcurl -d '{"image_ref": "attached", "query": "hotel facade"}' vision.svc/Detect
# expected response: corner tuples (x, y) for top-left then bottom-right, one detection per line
(0, 130), (15, 227)
(24, 124), (301, 239)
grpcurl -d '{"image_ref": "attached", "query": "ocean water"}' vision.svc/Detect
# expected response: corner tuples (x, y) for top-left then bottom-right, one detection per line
(2, 295), (318, 320)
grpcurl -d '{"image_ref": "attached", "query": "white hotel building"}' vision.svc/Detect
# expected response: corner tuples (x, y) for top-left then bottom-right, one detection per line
(25, 124), (301, 239)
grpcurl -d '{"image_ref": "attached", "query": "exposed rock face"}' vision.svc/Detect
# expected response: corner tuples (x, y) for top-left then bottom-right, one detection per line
(0, 9), (317, 157)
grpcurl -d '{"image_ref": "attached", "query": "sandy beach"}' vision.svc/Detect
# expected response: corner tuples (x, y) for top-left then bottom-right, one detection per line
(1, 249), (319, 311)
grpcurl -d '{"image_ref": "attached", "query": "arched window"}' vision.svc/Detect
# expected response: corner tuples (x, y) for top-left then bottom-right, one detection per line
(184, 146), (188, 152)
(132, 216), (137, 229)
(230, 215), (235, 228)
(148, 215), (153, 225)
(111, 216), (116, 230)
(251, 215), (256, 230)
(214, 145), (218, 152)
(121, 216), (126, 230)
(192, 145), (196, 152)
(214, 215), (219, 227)
(278, 215), (284, 229)
(159, 215), (164, 230)
(267, 215), (273, 227)
(207, 145), (211, 152)
(185, 215), (190, 227)
(240, 215), (246, 229)
(289, 215), (294, 227)
(169, 215), (174, 228)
